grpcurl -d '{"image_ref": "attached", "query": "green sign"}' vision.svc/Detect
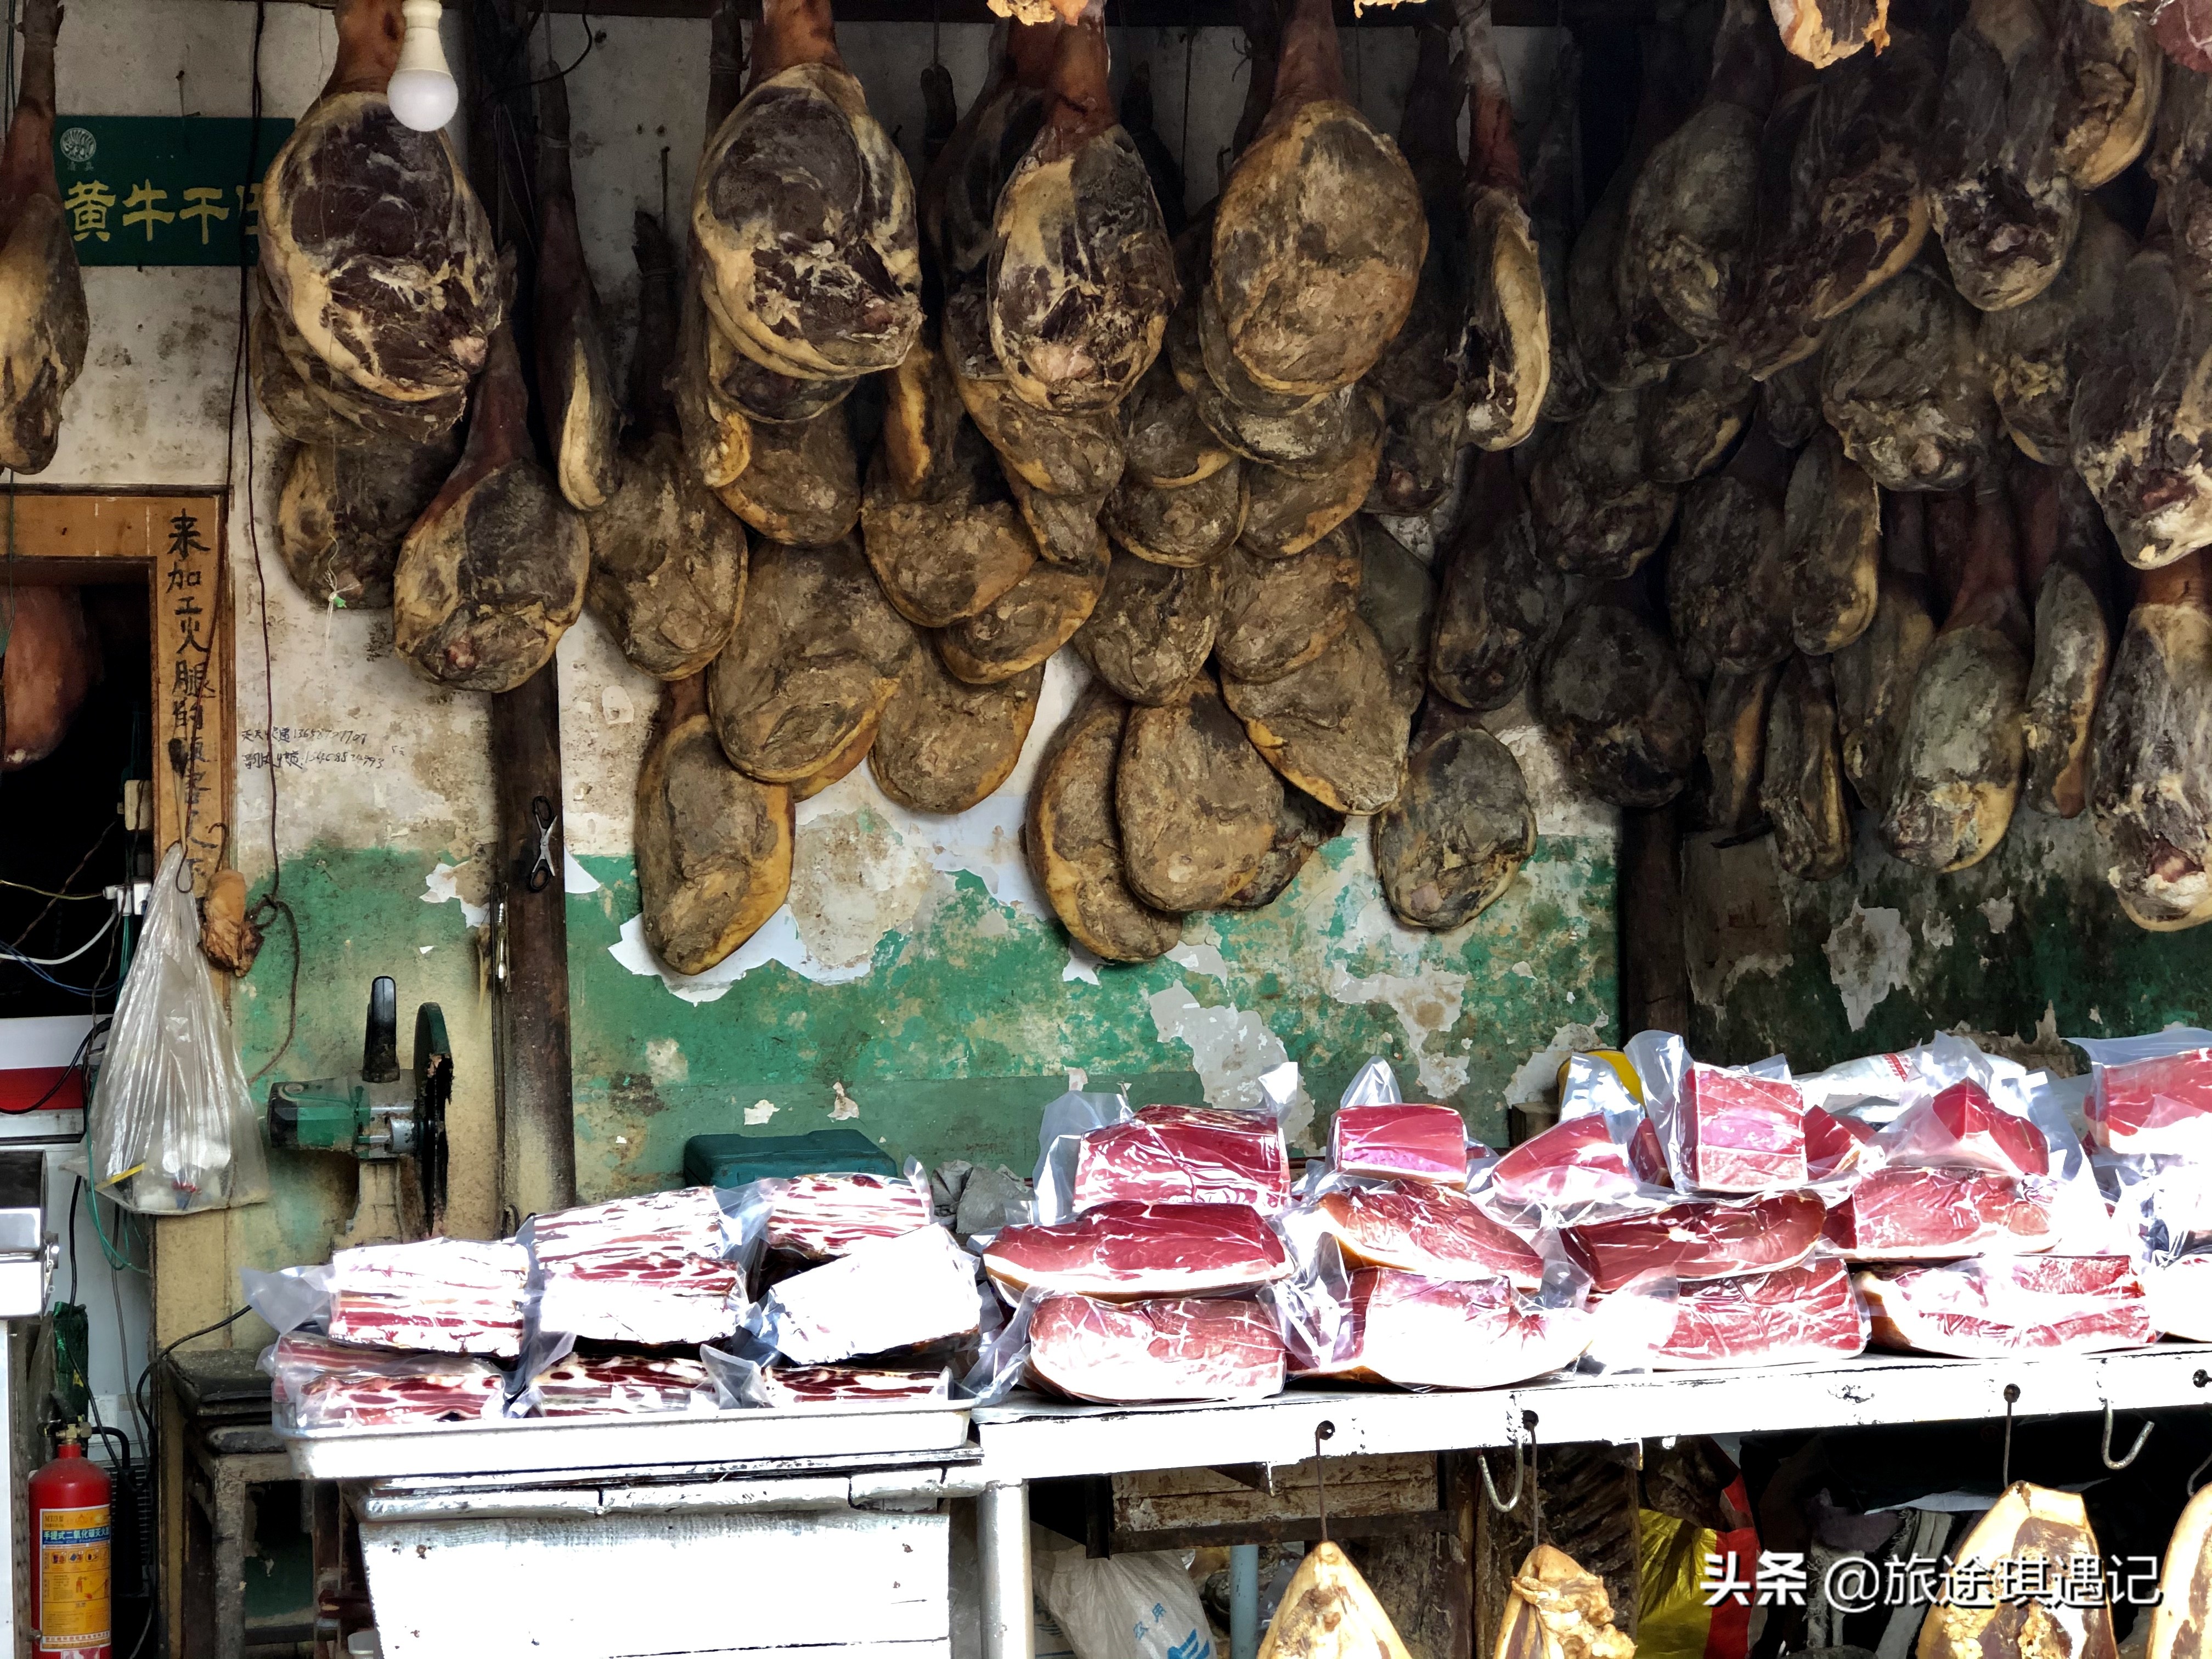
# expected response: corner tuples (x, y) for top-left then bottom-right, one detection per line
(52, 115), (294, 267)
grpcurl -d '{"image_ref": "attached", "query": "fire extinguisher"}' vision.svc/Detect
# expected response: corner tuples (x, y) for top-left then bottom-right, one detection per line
(30, 1425), (112, 1659)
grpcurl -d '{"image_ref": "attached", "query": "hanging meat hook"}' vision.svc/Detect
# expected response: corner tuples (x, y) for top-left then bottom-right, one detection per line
(2100, 1403), (2153, 1471)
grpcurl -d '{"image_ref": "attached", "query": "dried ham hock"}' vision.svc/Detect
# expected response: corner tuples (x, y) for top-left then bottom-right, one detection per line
(1984, 200), (2132, 463)
(534, 70), (618, 514)
(588, 212), (748, 679)
(870, 650), (1042, 815)
(1539, 597), (1701, 808)
(1373, 726), (1533, 929)
(1494, 1547), (1635, 1659)
(1210, 0), (1425, 399)
(1074, 552), (1220, 704)
(1260, 1542), (1415, 1659)
(1454, 0), (1549, 452)
(988, 17), (1177, 413)
(0, 0), (82, 472)
(260, 0), (499, 408)
(2090, 549), (2212, 928)
(1222, 617), (1410, 814)
(1763, 653), (1853, 880)
(1430, 456), (1562, 711)
(1, 585), (94, 770)
(1821, 264), (1999, 493)
(278, 428), (460, 610)
(2015, 459), (2113, 817)
(1116, 672), (1283, 911)
(690, 0), (921, 380)
(1882, 483), (2031, 871)
(1026, 684), (1182, 962)
(636, 674), (793, 975)
(393, 326), (588, 693)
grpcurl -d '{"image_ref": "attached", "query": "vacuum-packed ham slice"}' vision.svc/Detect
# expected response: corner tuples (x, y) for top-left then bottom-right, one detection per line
(1070, 1104), (1289, 1212)
(0, 0), (82, 472)
(1309, 1181), (1544, 1288)
(1822, 1165), (2058, 1260)
(1566, 1190), (1825, 1294)
(985, 1201), (1290, 1299)
(690, 0), (920, 380)
(1652, 1258), (1869, 1368)
(1026, 1294), (1285, 1403)
(259, 0), (498, 406)
(1878, 1080), (2047, 1175)
(1488, 1115), (1640, 1210)
(324, 1238), (528, 1357)
(532, 1355), (709, 1417)
(2089, 1047), (2212, 1153)
(1858, 1255), (2152, 1357)
(1671, 1064), (1809, 1194)
(766, 1173), (933, 1260)
(267, 1333), (506, 1431)
(1293, 1268), (1590, 1389)
(1330, 1103), (1470, 1187)
(525, 1187), (746, 1346)
(759, 1222), (979, 1365)
(756, 1365), (951, 1407)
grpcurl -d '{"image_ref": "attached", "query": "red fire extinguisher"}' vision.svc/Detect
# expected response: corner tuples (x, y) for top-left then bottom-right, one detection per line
(30, 1426), (112, 1659)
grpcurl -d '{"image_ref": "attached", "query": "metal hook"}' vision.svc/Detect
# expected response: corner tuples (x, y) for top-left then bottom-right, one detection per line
(2000, 1384), (2021, 1489)
(2187, 1372), (2212, 1498)
(524, 795), (560, 893)
(1314, 1421), (1335, 1543)
(1526, 1412), (1542, 1549)
(1476, 1427), (1525, 1515)
(2101, 1403), (2153, 1471)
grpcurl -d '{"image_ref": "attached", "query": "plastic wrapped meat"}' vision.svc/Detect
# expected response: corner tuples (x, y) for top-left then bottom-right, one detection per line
(985, 1202), (1291, 1299)
(1564, 1190), (1825, 1294)
(2090, 1049), (2212, 1155)
(1070, 1104), (1291, 1212)
(758, 1223), (981, 1365)
(1804, 1104), (1878, 1181)
(1675, 1064), (1808, 1193)
(1329, 1103), (1471, 1186)
(324, 1237), (528, 1358)
(1858, 1256), (2153, 1357)
(524, 1187), (744, 1345)
(1651, 1259), (1870, 1369)
(1026, 1294), (1286, 1403)
(1878, 1081), (2048, 1176)
(530, 1354), (710, 1417)
(2140, 1255), (2212, 1341)
(1293, 1268), (1591, 1389)
(266, 1333), (506, 1431)
(766, 1172), (933, 1260)
(757, 1366), (951, 1407)
(1822, 1166), (2058, 1261)
(1307, 1181), (1544, 1288)
(1487, 1115), (1640, 1209)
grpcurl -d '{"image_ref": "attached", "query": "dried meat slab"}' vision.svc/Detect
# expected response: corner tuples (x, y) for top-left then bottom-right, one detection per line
(1308, 1181), (1544, 1287)
(984, 1201), (1291, 1298)
(1373, 727), (1533, 930)
(1921, 1485), (2118, 1659)
(1564, 1191), (1826, 1294)
(270, 1334), (505, 1431)
(324, 1238), (528, 1357)
(1214, 532), (1358, 685)
(1329, 1103), (1471, 1187)
(1496, 1547), (1635, 1659)
(1026, 684), (1183, 961)
(1537, 601), (1701, 809)
(1294, 1268), (1590, 1388)
(869, 649), (1042, 815)
(1072, 1103), (1290, 1212)
(1650, 1258), (1869, 1368)
(767, 1172), (934, 1260)
(2088, 1047), (2212, 1153)
(760, 1223), (980, 1365)
(1824, 1165), (2058, 1260)
(1117, 673), (1283, 910)
(1223, 616), (1409, 814)
(278, 428), (459, 610)
(755, 1365), (951, 1407)
(1859, 1255), (2152, 1357)
(1026, 1294), (1285, 1403)
(533, 1355), (709, 1418)
(1074, 552), (1220, 704)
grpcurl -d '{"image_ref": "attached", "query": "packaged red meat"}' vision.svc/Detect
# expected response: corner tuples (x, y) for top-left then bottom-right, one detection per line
(1804, 1105), (1878, 1181)
(1486, 1115), (1641, 1209)
(1627, 1032), (1809, 1195)
(765, 1169), (934, 1260)
(1650, 1260), (1870, 1370)
(241, 1238), (529, 1359)
(756, 1366), (952, 1407)
(1304, 1181), (1545, 1288)
(1565, 1191), (1826, 1294)
(1069, 1104), (1291, 1213)
(1858, 1256), (2154, 1358)
(1026, 1294), (1286, 1403)
(265, 1333), (507, 1431)
(1329, 1103), (1472, 1187)
(1292, 1268), (1592, 1390)
(522, 1187), (746, 1346)
(2089, 1046), (2212, 1155)
(1822, 1166), (2059, 1262)
(984, 1201), (1291, 1299)
(529, 1353), (712, 1417)
(1878, 1081), (2049, 1177)
(752, 1222), (981, 1365)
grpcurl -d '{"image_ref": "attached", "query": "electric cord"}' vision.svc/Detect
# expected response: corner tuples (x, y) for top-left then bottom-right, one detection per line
(1, 1015), (103, 1114)
(0, 901), (117, 967)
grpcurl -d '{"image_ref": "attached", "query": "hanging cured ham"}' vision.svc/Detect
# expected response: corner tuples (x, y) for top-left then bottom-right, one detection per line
(588, 214), (749, 680)
(1209, 0), (1425, 399)
(0, 0), (81, 472)
(1496, 1547), (1635, 1659)
(252, 270), (460, 448)
(988, 16), (1177, 414)
(1430, 455), (1562, 712)
(1701, 665), (1781, 834)
(2090, 549), (2212, 929)
(690, 0), (921, 381)
(2015, 460), (2112, 819)
(1454, 0), (1549, 453)
(533, 71), (618, 514)
(1770, 0), (1888, 66)
(1882, 483), (2031, 871)
(1731, 79), (1825, 382)
(870, 651), (1042, 815)
(860, 408), (1036, 629)
(1223, 618), (1410, 814)
(1, 585), (95, 770)
(1927, 0), (2078, 312)
(1539, 597), (1701, 808)
(636, 675), (793, 975)
(1116, 673), (1283, 912)
(392, 326), (589, 693)
(1028, 685), (1182, 962)
(939, 540), (1108, 684)
(1527, 47), (1590, 427)
(1919, 1485), (2116, 1659)
(1214, 533), (1359, 686)
(1797, 19), (1939, 327)
(924, 22), (1056, 306)
(1983, 201), (2132, 464)
(1763, 654), (1853, 879)
(259, 0), (499, 408)
(1783, 428), (1880, 656)
(1666, 422), (1795, 680)
(1641, 350), (1756, 487)
(1222, 783), (1342, 909)
(2053, 0), (2159, 188)
(1821, 263), (1999, 493)
(2148, 1483), (2212, 1659)
(1834, 492), (1937, 815)
(1374, 726), (1533, 929)
(1530, 390), (1679, 579)
(1074, 554), (1220, 705)
(278, 428), (460, 610)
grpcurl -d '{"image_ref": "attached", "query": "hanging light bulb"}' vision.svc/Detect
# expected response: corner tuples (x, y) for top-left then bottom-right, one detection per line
(387, 0), (459, 132)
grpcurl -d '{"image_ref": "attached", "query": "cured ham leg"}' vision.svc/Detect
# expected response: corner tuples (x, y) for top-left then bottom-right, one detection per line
(2090, 549), (2212, 929)
(1799, 18), (1939, 325)
(1, 585), (95, 769)
(0, 0), (81, 472)
(1821, 264), (1999, 493)
(2014, 459), (2113, 818)
(1834, 490), (1936, 814)
(1454, 0), (1548, 452)
(1430, 452), (1562, 711)
(1527, 42), (1590, 424)
(923, 21), (1056, 301)
(1763, 653), (1853, 880)
(1783, 427), (1880, 654)
(1539, 593), (1702, 809)
(1701, 664), (1781, 834)
(1028, 684), (1182, 962)
(1667, 420), (1796, 680)
(2054, 0), (2159, 188)
(1882, 481), (2030, 871)
(534, 70), (618, 512)
(1983, 200), (2132, 463)
(1530, 389), (1678, 579)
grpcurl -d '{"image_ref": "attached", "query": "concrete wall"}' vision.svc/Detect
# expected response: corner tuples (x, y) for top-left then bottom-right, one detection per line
(35, 0), (1615, 1335)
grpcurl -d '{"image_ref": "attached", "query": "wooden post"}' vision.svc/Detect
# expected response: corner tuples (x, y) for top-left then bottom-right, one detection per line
(1618, 800), (1688, 1041)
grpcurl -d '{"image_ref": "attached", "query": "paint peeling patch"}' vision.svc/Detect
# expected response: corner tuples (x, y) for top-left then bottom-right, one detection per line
(788, 810), (938, 972)
(1980, 896), (2014, 934)
(645, 1039), (687, 1085)
(1506, 1023), (1606, 1106)
(745, 1099), (777, 1126)
(607, 909), (876, 1004)
(1324, 966), (1473, 1100)
(1922, 914), (1955, 953)
(1062, 944), (1103, 985)
(564, 850), (602, 895)
(830, 1082), (861, 1121)
(421, 861), (489, 928)
(1147, 981), (1314, 1143)
(1167, 941), (1231, 983)
(1066, 1068), (1088, 1091)
(1510, 961), (1535, 979)
(1824, 903), (1912, 1031)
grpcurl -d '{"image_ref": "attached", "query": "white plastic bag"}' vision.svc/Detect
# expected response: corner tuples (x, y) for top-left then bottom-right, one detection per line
(1033, 1534), (1216, 1659)
(87, 846), (268, 1214)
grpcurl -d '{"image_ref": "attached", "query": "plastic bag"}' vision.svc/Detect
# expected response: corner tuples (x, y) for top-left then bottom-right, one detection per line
(1649, 1260), (1870, 1370)
(240, 1237), (529, 1358)
(754, 1160), (934, 1260)
(1328, 1104), (1474, 1187)
(1031, 1090), (1133, 1225)
(87, 845), (268, 1214)
(262, 1332), (505, 1431)
(1033, 1538), (1216, 1659)
(2070, 1029), (2212, 1155)
(983, 1202), (1293, 1301)
(1627, 1032), (1805, 1197)
(518, 1186), (753, 1347)
(1858, 1255), (2153, 1357)
(1067, 1105), (1292, 1215)
(742, 1222), (983, 1365)
(704, 1346), (953, 1409)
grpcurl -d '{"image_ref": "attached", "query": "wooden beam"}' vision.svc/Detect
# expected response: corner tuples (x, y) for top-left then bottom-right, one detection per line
(1617, 800), (1688, 1041)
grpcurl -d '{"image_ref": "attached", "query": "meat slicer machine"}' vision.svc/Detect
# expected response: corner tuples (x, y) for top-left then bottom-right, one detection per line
(266, 977), (450, 1246)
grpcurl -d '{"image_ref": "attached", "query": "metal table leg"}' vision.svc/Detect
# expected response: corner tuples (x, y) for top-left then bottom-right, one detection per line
(1229, 1542), (1260, 1659)
(979, 1482), (1034, 1659)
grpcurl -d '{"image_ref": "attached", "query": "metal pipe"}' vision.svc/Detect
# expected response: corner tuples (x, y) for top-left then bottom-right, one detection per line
(1229, 1542), (1260, 1659)
(979, 1482), (1035, 1659)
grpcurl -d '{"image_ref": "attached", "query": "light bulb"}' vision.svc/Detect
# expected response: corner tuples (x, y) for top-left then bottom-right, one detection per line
(388, 0), (459, 131)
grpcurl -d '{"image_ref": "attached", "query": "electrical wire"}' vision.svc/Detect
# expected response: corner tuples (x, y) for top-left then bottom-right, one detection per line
(0, 902), (117, 967)
(0, 877), (106, 901)
(3, 1017), (103, 1116)
(8, 817), (116, 950)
